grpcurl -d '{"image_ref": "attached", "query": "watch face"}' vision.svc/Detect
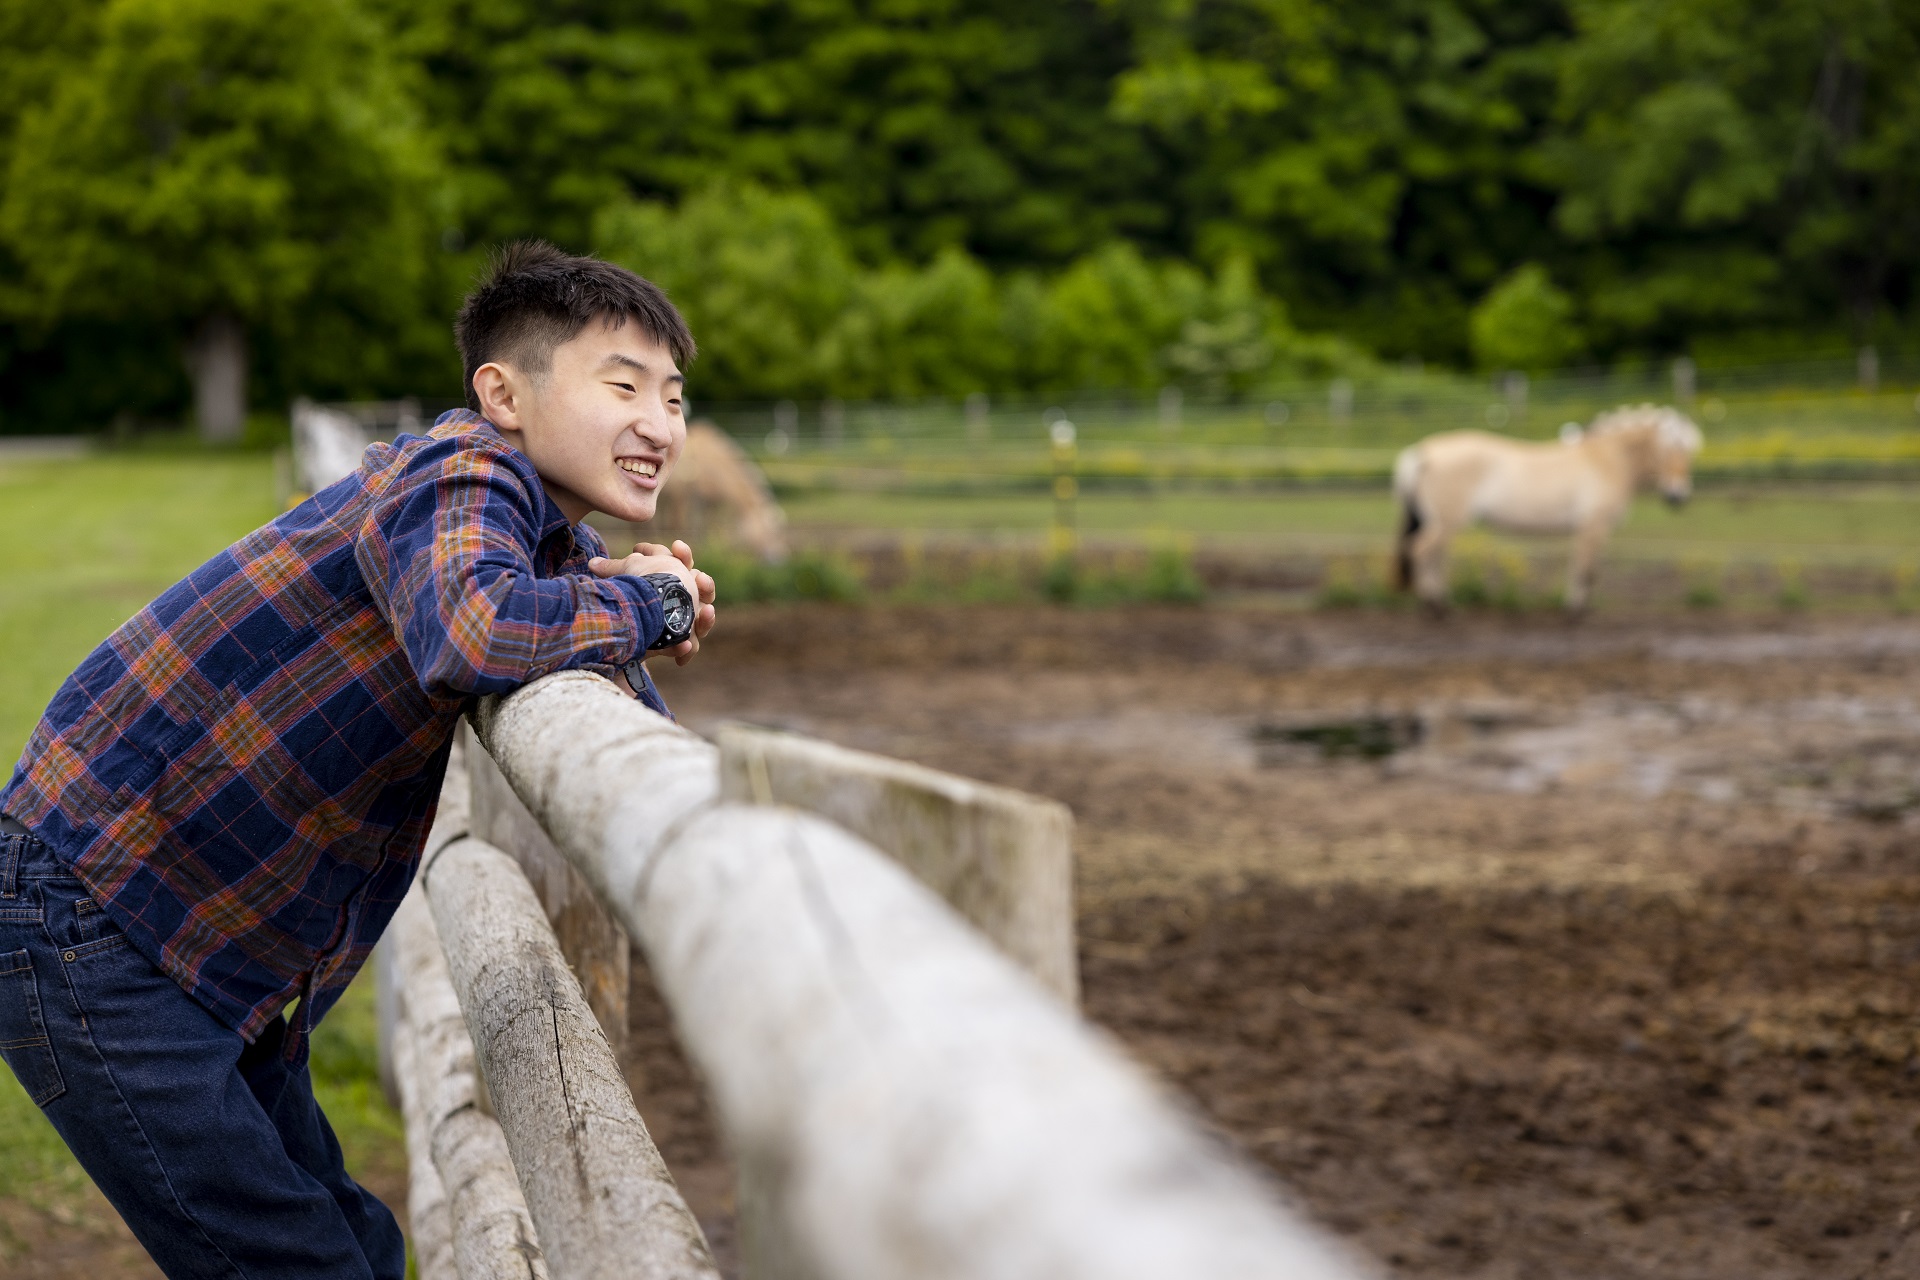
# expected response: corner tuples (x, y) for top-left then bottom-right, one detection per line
(663, 590), (694, 635)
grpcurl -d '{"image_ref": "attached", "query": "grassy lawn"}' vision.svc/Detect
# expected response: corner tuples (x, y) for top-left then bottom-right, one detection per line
(0, 450), (406, 1269)
(0, 453), (281, 765)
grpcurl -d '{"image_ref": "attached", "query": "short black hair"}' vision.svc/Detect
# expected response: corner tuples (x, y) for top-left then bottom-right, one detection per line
(454, 241), (696, 410)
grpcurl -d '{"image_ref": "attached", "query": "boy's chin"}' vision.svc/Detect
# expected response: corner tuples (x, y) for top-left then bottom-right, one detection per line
(598, 494), (658, 524)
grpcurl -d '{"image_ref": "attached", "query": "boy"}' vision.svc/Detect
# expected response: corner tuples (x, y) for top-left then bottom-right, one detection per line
(0, 242), (714, 1279)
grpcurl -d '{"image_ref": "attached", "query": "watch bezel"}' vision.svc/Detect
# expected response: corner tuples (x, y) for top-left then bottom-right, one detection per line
(642, 572), (696, 648)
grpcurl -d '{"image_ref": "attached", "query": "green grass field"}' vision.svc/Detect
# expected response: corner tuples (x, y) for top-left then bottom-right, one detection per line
(0, 453), (280, 765)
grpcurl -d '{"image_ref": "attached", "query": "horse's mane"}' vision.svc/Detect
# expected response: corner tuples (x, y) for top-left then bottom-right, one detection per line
(1587, 403), (1703, 453)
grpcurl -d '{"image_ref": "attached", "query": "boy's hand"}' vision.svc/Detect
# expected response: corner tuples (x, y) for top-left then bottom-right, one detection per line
(587, 539), (718, 666)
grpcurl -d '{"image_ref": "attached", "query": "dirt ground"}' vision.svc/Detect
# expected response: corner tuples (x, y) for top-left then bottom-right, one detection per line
(635, 602), (1920, 1280)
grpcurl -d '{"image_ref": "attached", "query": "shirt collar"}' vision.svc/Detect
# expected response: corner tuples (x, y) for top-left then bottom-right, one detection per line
(432, 409), (578, 548)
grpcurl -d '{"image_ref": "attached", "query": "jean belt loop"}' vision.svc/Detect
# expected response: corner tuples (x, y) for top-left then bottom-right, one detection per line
(0, 834), (17, 899)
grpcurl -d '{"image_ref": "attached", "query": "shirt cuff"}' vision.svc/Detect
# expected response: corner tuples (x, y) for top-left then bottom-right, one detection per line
(594, 572), (667, 661)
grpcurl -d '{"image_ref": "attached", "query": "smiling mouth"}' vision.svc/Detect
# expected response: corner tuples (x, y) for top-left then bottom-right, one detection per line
(618, 459), (659, 479)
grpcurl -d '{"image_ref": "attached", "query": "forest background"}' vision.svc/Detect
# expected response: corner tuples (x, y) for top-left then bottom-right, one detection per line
(2, 0), (1918, 433)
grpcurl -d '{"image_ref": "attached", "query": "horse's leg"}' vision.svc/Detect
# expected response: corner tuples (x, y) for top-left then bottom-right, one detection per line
(1412, 520), (1454, 611)
(1565, 519), (1611, 612)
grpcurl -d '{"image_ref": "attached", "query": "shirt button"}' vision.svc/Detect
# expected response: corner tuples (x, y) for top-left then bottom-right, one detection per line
(63, 950), (76, 962)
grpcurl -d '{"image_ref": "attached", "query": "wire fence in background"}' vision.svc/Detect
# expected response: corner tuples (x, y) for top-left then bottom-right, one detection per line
(687, 352), (1920, 492)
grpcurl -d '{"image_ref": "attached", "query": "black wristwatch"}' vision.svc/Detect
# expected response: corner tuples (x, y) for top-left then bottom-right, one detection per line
(642, 572), (696, 650)
(622, 573), (696, 693)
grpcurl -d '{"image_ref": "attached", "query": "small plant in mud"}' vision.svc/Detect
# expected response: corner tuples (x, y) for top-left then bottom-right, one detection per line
(1449, 543), (1535, 611)
(1318, 557), (1368, 608)
(1042, 554), (1080, 603)
(1775, 559), (1810, 611)
(1682, 557), (1725, 609)
(1892, 561), (1919, 614)
(1141, 539), (1206, 605)
(1317, 555), (1401, 610)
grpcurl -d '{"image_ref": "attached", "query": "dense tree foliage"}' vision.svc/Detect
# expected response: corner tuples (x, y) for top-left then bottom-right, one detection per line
(0, 0), (1915, 427)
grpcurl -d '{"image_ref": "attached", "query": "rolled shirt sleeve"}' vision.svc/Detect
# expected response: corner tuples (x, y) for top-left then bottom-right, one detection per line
(358, 436), (666, 697)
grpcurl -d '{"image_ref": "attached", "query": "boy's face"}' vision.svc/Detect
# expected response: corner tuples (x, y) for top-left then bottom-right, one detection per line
(472, 317), (686, 525)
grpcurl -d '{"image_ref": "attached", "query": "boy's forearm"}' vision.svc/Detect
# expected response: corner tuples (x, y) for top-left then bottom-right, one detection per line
(402, 564), (665, 696)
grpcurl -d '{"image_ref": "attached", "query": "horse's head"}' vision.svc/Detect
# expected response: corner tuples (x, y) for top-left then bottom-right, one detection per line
(1588, 404), (1702, 507)
(1651, 410), (1703, 507)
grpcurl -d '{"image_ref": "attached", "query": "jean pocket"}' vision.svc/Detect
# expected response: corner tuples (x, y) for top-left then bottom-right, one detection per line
(0, 948), (65, 1105)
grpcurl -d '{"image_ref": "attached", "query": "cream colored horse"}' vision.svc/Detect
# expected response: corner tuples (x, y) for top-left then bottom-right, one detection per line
(653, 421), (789, 562)
(1393, 404), (1703, 611)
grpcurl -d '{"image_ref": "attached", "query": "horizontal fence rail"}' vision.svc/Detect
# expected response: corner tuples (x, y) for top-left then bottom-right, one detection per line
(447, 669), (1369, 1280)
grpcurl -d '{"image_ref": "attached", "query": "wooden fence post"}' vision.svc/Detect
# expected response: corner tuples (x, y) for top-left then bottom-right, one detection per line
(422, 830), (720, 1280)
(392, 883), (551, 1280)
(714, 724), (1078, 1005)
(466, 722), (631, 1059)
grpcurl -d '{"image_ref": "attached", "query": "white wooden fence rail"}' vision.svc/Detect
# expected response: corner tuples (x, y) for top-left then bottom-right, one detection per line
(421, 669), (1369, 1280)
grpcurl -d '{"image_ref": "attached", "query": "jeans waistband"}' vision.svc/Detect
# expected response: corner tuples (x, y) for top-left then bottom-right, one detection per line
(1, 826), (72, 895)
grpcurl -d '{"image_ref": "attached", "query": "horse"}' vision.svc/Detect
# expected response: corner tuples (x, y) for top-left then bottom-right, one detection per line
(650, 421), (790, 562)
(1393, 403), (1703, 611)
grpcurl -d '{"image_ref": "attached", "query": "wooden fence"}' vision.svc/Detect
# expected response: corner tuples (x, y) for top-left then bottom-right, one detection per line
(378, 669), (1369, 1280)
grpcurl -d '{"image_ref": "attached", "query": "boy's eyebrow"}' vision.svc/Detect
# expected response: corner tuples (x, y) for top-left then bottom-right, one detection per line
(599, 352), (685, 385)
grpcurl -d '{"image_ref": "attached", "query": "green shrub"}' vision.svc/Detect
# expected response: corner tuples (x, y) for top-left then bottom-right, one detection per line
(1469, 264), (1585, 372)
(1682, 557), (1725, 608)
(1043, 554), (1079, 603)
(1318, 557), (1368, 608)
(1776, 560), (1810, 611)
(1142, 542), (1206, 604)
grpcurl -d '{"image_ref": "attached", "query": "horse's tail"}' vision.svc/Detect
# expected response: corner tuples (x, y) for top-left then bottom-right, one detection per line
(1392, 446), (1423, 592)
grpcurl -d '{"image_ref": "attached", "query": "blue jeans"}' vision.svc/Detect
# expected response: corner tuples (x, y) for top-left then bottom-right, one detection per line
(0, 831), (405, 1279)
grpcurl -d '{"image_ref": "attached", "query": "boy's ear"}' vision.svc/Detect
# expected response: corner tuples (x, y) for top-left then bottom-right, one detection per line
(472, 361), (523, 429)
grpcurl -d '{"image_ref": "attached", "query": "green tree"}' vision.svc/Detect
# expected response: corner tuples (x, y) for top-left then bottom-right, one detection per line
(596, 185), (856, 400)
(0, 0), (446, 440)
(1469, 263), (1583, 369)
(1103, 0), (1572, 361)
(1546, 0), (1920, 349)
(375, 0), (1157, 267)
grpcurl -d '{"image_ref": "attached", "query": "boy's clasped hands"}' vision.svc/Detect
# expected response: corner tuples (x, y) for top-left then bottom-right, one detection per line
(588, 536), (717, 666)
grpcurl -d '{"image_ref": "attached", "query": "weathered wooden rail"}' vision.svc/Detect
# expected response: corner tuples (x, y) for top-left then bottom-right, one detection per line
(379, 668), (1369, 1280)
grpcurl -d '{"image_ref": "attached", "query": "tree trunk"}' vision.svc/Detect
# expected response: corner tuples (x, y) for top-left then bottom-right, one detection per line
(189, 313), (246, 443)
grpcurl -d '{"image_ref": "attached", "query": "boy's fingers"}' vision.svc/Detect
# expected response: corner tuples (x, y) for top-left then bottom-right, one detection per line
(695, 570), (716, 603)
(694, 603), (716, 638)
(672, 540), (694, 567)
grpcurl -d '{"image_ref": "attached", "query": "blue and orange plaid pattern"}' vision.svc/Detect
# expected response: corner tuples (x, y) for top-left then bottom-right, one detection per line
(2, 411), (669, 1043)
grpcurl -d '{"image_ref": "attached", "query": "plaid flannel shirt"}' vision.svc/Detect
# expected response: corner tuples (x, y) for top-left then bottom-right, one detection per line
(1, 410), (669, 1044)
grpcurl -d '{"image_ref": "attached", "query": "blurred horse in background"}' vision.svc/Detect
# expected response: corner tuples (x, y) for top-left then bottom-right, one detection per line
(653, 421), (789, 562)
(1394, 404), (1703, 612)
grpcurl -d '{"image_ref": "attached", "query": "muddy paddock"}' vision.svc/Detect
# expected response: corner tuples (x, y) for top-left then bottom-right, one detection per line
(636, 604), (1920, 1280)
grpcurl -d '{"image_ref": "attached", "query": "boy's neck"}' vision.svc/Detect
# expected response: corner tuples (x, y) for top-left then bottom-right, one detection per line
(491, 420), (593, 525)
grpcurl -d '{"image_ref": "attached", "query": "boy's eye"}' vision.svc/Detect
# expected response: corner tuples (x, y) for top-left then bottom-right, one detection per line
(610, 381), (636, 394)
